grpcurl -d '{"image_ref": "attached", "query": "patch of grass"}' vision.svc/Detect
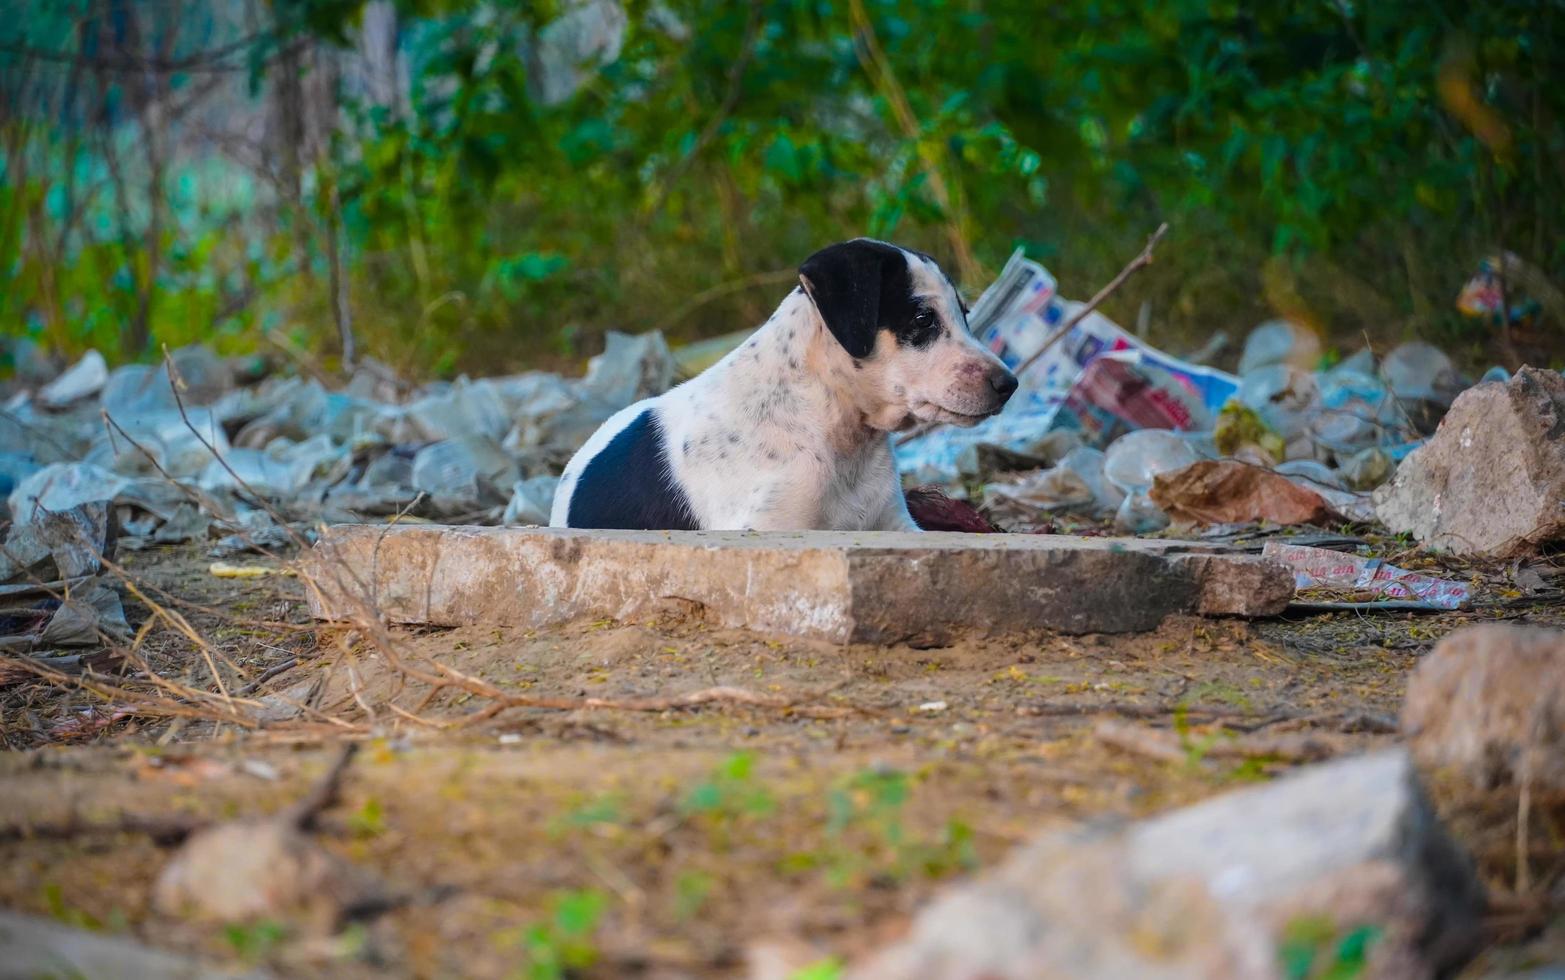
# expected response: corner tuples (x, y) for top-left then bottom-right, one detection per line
(550, 795), (625, 837)
(512, 888), (609, 980)
(348, 797), (387, 838)
(223, 920), (288, 962)
(1187, 681), (1254, 710)
(673, 870), (714, 921)
(681, 752), (775, 820)
(1172, 705), (1230, 770)
(41, 882), (117, 932)
(1280, 916), (1381, 980)
(790, 958), (845, 980)
(815, 768), (978, 887)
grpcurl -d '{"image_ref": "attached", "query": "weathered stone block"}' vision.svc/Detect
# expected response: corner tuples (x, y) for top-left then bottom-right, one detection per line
(304, 526), (1292, 642)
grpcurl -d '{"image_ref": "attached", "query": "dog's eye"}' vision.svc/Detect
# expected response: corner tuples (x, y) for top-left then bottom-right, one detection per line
(902, 308), (941, 347)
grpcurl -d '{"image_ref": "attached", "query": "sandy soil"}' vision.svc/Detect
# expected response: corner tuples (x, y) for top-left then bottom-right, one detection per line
(0, 540), (1560, 977)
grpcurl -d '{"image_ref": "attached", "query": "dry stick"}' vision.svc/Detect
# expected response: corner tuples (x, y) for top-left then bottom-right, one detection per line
(298, 568), (862, 720)
(0, 742), (360, 847)
(5, 527), (349, 735)
(283, 743), (358, 831)
(896, 222), (1171, 448)
(643, 0), (763, 219)
(0, 653), (256, 728)
(0, 810), (207, 847)
(163, 347), (381, 612)
(236, 658), (299, 697)
(101, 410), (237, 524)
(847, 0), (979, 284)
(1516, 704), (1544, 895)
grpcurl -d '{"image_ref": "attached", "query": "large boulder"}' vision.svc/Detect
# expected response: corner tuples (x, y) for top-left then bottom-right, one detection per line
(1402, 624), (1565, 790)
(1373, 367), (1565, 556)
(853, 751), (1482, 980)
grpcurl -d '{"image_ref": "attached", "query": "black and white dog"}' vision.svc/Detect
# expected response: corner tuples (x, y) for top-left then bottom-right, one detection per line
(550, 239), (1017, 531)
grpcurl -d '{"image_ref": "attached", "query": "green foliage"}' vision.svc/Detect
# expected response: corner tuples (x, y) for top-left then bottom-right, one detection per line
(222, 920), (290, 962)
(808, 766), (977, 887)
(513, 888), (609, 980)
(348, 796), (388, 837)
(7, 0), (1556, 373)
(790, 958), (846, 980)
(680, 750), (776, 820)
(672, 869), (714, 921)
(40, 882), (118, 932)
(1280, 916), (1382, 980)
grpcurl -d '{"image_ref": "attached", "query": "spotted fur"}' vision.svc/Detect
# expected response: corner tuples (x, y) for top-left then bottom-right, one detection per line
(551, 239), (1017, 531)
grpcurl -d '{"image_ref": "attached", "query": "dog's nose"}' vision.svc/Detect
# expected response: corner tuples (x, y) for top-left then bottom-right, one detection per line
(989, 368), (1019, 402)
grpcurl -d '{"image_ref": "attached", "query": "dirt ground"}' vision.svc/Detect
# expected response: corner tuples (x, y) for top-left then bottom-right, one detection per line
(0, 540), (1561, 978)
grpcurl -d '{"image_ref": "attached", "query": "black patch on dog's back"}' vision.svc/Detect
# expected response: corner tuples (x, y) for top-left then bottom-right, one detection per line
(567, 410), (699, 530)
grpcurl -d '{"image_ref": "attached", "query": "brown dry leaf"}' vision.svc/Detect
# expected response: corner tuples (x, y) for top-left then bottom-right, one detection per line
(1150, 460), (1336, 527)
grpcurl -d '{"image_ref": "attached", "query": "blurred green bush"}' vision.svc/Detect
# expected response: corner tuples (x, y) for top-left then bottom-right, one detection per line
(1, 0), (1559, 377)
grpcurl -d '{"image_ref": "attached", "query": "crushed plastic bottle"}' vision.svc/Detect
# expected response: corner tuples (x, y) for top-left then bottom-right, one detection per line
(37, 350), (108, 409)
(1339, 446), (1394, 491)
(411, 436), (521, 512)
(503, 476), (562, 526)
(1103, 430), (1197, 533)
(1237, 320), (1321, 375)
(1103, 430), (1199, 495)
(983, 446), (1125, 517)
(1312, 365), (1397, 452)
(1381, 342), (1462, 406)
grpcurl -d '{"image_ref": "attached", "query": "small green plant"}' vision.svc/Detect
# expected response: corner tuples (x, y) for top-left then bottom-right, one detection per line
(1172, 704), (1228, 769)
(549, 794), (625, 837)
(41, 882), (124, 933)
(681, 752), (775, 820)
(673, 870), (714, 921)
(515, 889), (609, 980)
(1280, 916), (1382, 980)
(347, 797), (387, 838)
(815, 768), (977, 887)
(789, 957), (845, 980)
(223, 920), (288, 962)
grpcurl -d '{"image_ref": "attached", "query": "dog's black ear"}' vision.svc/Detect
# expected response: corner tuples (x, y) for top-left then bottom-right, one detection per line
(799, 239), (900, 359)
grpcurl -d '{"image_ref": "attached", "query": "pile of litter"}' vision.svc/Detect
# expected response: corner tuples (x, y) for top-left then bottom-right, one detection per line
(1, 249), (1558, 637)
(1, 332), (678, 545)
(899, 249), (1560, 560)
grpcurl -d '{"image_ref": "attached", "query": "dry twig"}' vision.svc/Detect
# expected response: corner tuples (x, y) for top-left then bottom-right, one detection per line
(897, 222), (1169, 447)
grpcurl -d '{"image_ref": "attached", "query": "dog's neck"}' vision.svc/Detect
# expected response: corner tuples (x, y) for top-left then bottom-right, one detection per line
(729, 288), (908, 446)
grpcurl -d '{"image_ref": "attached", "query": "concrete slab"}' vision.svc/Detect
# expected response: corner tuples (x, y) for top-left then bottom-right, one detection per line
(304, 526), (1293, 643)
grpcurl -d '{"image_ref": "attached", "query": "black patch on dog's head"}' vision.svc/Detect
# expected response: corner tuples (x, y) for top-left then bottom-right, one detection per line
(799, 239), (928, 359)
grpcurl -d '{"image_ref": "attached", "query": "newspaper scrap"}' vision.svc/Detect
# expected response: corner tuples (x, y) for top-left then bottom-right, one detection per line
(898, 249), (1242, 483)
(1261, 541), (1473, 610)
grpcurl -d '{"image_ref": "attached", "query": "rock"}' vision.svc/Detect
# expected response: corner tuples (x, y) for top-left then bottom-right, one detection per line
(154, 819), (376, 931)
(0, 910), (269, 979)
(1401, 624), (1565, 790)
(1373, 367), (1565, 556)
(304, 526), (1295, 643)
(853, 750), (1483, 980)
